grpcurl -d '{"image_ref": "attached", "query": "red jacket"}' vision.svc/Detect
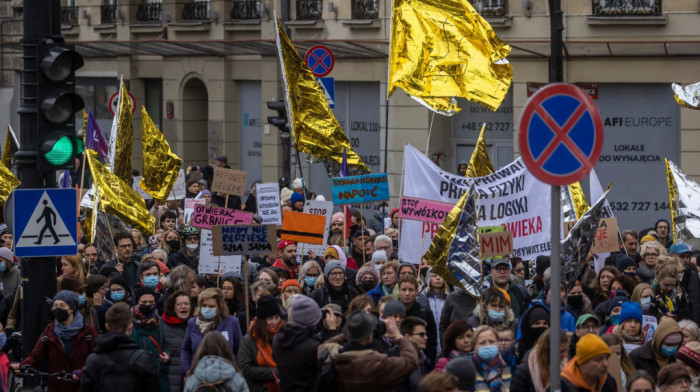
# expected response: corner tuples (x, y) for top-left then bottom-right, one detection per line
(23, 320), (98, 392)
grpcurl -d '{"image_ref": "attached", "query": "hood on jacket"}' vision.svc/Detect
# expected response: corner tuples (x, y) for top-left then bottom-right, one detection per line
(93, 332), (140, 354)
(191, 355), (238, 383)
(330, 245), (348, 268)
(276, 323), (316, 350)
(473, 302), (515, 326)
(561, 357), (608, 391)
(652, 317), (682, 363)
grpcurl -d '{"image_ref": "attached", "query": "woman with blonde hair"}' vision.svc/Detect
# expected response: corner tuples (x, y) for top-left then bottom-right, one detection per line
(470, 325), (516, 390)
(60, 254), (87, 282)
(637, 240), (667, 283)
(161, 229), (181, 257)
(511, 328), (570, 392)
(652, 260), (691, 320)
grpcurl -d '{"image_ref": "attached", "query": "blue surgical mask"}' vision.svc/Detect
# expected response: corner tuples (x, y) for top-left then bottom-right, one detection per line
(304, 277), (317, 288)
(144, 276), (159, 288)
(78, 294), (86, 306)
(477, 345), (499, 362)
(661, 344), (679, 356)
(111, 290), (125, 302)
(610, 314), (620, 325)
(641, 297), (652, 312)
(488, 310), (505, 322)
(200, 307), (217, 320)
(0, 332), (6, 349)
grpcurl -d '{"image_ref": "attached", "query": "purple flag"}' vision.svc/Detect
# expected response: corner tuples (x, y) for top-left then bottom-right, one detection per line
(60, 169), (71, 188)
(85, 109), (109, 158)
(340, 147), (348, 178)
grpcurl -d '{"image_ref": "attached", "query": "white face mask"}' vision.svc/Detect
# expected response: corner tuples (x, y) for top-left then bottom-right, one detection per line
(186, 243), (199, 252)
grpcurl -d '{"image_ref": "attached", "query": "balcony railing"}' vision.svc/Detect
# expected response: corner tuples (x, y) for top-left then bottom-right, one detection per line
(297, 0), (322, 20)
(352, 0), (379, 19)
(101, 5), (117, 24)
(469, 0), (507, 17)
(231, 1), (261, 20)
(61, 6), (79, 26)
(183, 1), (210, 20)
(592, 0), (662, 16)
(136, 2), (162, 22)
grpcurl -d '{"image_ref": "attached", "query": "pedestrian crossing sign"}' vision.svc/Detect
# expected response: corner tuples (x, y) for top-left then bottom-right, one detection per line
(7, 189), (78, 257)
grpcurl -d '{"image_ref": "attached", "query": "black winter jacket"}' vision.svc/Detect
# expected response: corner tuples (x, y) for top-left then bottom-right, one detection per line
(272, 323), (320, 392)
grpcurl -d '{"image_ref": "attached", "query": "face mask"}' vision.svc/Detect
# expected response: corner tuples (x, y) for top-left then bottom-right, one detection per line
(78, 294), (86, 306)
(0, 332), (6, 349)
(52, 308), (70, 323)
(641, 297), (652, 311)
(610, 314), (620, 325)
(530, 326), (548, 340)
(420, 267), (429, 278)
(374, 264), (382, 272)
(304, 277), (317, 288)
(0, 262), (6, 272)
(144, 276), (159, 288)
(111, 291), (125, 302)
(139, 304), (155, 315)
(166, 240), (179, 250)
(361, 280), (376, 292)
(186, 243), (199, 252)
(661, 344), (679, 356)
(623, 271), (636, 278)
(568, 295), (583, 308)
(200, 307), (217, 320)
(392, 240), (399, 248)
(477, 345), (499, 362)
(488, 309), (505, 322)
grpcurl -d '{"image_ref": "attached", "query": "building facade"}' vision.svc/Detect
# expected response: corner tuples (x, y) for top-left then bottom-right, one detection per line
(0, 0), (698, 230)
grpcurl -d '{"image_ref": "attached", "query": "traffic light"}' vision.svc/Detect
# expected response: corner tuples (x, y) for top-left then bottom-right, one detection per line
(267, 100), (290, 137)
(36, 39), (84, 170)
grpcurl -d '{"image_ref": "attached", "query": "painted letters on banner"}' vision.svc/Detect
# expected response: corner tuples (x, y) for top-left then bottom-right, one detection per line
(400, 143), (551, 262)
(399, 196), (454, 224)
(211, 224), (277, 256)
(191, 204), (254, 230)
(331, 173), (390, 205)
(198, 229), (242, 275)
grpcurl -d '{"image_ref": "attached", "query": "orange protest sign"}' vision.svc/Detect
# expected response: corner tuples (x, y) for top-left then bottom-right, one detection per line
(281, 211), (326, 245)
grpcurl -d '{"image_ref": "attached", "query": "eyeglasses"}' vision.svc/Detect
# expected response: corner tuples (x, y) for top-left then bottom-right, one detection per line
(577, 324), (598, 331)
(329, 271), (344, 277)
(175, 302), (190, 307)
(645, 253), (659, 258)
(493, 267), (511, 273)
(411, 332), (428, 338)
(382, 271), (395, 276)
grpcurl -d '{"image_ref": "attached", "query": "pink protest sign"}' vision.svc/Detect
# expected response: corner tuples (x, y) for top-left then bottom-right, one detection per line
(399, 196), (454, 224)
(191, 204), (254, 230)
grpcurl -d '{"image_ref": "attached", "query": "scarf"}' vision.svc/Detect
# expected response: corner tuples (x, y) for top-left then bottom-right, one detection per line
(132, 306), (160, 332)
(474, 353), (506, 392)
(251, 319), (284, 392)
(615, 324), (644, 345)
(381, 284), (393, 296)
(196, 315), (218, 334)
(162, 313), (186, 325)
(54, 312), (84, 341)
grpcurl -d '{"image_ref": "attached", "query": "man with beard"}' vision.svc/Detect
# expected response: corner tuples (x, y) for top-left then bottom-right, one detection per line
(272, 240), (298, 279)
(350, 230), (371, 266)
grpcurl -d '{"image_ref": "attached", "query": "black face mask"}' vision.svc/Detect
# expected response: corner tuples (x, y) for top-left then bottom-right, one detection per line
(166, 240), (179, 250)
(360, 280), (376, 292)
(530, 326), (548, 340)
(420, 267), (430, 278)
(623, 271), (636, 278)
(567, 295), (583, 309)
(52, 308), (70, 323)
(392, 240), (398, 248)
(139, 304), (155, 315)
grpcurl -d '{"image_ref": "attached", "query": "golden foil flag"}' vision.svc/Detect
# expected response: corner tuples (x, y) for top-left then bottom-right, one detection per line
(666, 158), (679, 243)
(672, 82), (700, 110)
(465, 124), (494, 177)
(139, 107), (182, 201)
(388, 0), (513, 114)
(0, 161), (19, 207)
(568, 182), (590, 220)
(86, 150), (154, 236)
(111, 81), (133, 182)
(274, 19), (369, 172)
(2, 125), (18, 169)
(81, 110), (88, 142)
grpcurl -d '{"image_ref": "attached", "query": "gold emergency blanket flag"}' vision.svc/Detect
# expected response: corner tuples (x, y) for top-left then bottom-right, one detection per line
(139, 107), (182, 201)
(274, 19), (369, 172)
(111, 81), (133, 182)
(672, 82), (700, 110)
(388, 0), (513, 114)
(2, 125), (18, 169)
(569, 182), (590, 220)
(87, 150), (155, 236)
(465, 124), (494, 177)
(0, 159), (19, 207)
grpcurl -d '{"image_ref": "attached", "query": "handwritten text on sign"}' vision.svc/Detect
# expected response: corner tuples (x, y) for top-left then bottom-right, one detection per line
(399, 196), (454, 224)
(480, 231), (514, 258)
(331, 173), (390, 205)
(564, 217), (618, 253)
(198, 229), (242, 275)
(191, 204), (254, 230)
(211, 224), (277, 256)
(256, 182), (282, 225)
(212, 168), (248, 196)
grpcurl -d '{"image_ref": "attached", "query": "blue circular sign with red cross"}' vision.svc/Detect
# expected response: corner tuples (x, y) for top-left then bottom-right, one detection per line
(519, 84), (604, 186)
(305, 45), (334, 77)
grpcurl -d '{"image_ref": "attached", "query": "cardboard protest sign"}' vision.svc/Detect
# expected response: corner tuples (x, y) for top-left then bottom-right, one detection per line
(399, 196), (453, 224)
(608, 353), (622, 392)
(184, 198), (206, 225)
(591, 217), (619, 253)
(212, 167), (247, 196)
(167, 170), (186, 200)
(281, 211), (326, 245)
(198, 229), (242, 275)
(300, 200), (333, 256)
(331, 173), (390, 205)
(256, 182), (282, 225)
(191, 204), (253, 230)
(211, 224), (277, 256)
(480, 231), (513, 258)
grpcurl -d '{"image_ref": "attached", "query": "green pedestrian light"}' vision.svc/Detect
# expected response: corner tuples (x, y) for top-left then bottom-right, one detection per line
(40, 132), (84, 167)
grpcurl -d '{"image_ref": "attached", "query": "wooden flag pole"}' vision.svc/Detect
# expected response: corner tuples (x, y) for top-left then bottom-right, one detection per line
(244, 257), (250, 327)
(217, 194), (230, 288)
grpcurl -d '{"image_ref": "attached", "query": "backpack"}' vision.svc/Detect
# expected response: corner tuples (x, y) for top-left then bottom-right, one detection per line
(315, 347), (337, 392)
(194, 379), (234, 392)
(95, 349), (143, 392)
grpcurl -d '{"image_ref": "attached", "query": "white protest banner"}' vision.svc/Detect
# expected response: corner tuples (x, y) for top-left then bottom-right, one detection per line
(256, 182), (282, 225)
(198, 229), (242, 275)
(132, 176), (153, 200)
(184, 198), (206, 225)
(300, 200), (333, 256)
(211, 224), (277, 256)
(167, 170), (186, 200)
(400, 143), (552, 262)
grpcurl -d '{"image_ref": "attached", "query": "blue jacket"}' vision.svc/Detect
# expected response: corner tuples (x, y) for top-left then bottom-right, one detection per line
(367, 283), (391, 304)
(181, 316), (243, 374)
(515, 300), (576, 339)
